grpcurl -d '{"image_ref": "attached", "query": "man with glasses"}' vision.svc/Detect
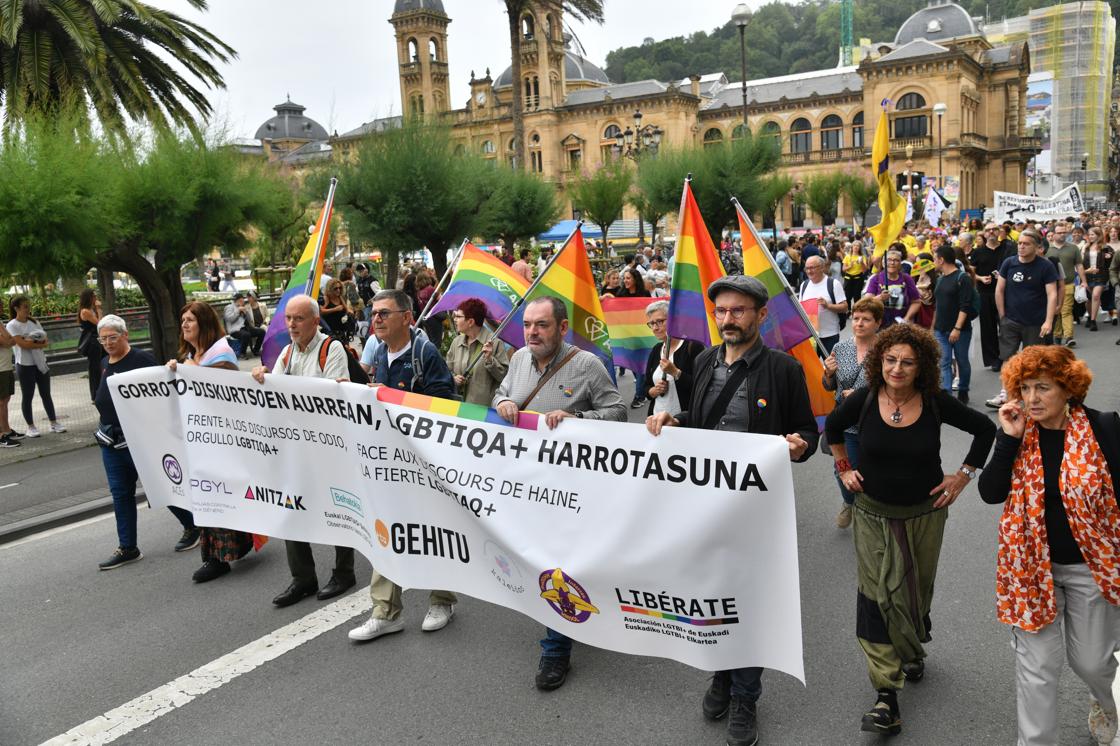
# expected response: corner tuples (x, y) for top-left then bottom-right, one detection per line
(348, 289), (458, 643)
(646, 275), (818, 746)
(798, 256), (847, 354)
(94, 315), (198, 569)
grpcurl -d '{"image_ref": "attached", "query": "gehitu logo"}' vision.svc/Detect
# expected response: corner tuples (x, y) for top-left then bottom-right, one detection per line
(387, 522), (470, 563)
(244, 485), (306, 511)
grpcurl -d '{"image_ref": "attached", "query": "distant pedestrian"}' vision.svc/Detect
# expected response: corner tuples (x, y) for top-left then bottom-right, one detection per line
(798, 256), (847, 354)
(6, 296), (65, 438)
(932, 245), (976, 404)
(77, 289), (103, 401)
(0, 320), (19, 447)
(511, 248), (534, 283)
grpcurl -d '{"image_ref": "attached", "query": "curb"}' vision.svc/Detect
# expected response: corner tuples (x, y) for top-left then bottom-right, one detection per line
(0, 491), (146, 546)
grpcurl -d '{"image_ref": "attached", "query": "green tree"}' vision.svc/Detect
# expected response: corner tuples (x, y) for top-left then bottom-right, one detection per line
(477, 167), (559, 248)
(797, 172), (847, 226)
(690, 133), (780, 235)
(504, 1), (603, 170)
(842, 174), (880, 227)
(758, 173), (794, 229)
(326, 120), (487, 288)
(569, 161), (631, 249)
(0, 0), (235, 133)
(633, 149), (690, 246)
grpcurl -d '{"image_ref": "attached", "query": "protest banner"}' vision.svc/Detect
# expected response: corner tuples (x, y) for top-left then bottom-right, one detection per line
(993, 183), (1084, 223)
(111, 365), (804, 680)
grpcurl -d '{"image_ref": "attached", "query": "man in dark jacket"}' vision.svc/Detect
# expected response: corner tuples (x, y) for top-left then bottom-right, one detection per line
(646, 274), (818, 746)
(348, 289), (459, 643)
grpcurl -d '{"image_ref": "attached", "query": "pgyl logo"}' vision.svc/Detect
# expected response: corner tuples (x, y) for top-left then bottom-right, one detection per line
(539, 568), (599, 623)
(162, 454), (183, 485)
(330, 487), (363, 517)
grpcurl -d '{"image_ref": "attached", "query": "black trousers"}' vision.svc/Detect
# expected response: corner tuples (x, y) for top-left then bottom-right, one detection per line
(285, 541), (355, 586)
(978, 292), (1000, 367)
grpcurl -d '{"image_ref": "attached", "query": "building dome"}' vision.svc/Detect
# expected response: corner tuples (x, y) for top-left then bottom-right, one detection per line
(895, 0), (980, 45)
(493, 50), (610, 89)
(253, 98), (329, 142)
(392, 0), (446, 14)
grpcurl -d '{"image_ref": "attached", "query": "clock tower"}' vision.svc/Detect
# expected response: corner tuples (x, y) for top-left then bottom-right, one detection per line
(389, 0), (452, 117)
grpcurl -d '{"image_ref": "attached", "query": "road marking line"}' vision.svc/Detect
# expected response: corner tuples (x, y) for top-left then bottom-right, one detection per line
(41, 590), (372, 745)
(0, 513), (114, 551)
(0, 482), (18, 490)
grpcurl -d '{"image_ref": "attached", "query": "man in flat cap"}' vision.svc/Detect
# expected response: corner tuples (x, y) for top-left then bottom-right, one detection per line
(647, 274), (818, 746)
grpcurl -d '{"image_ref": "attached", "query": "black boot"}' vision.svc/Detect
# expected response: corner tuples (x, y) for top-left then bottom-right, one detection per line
(702, 670), (732, 720)
(534, 655), (570, 691)
(860, 688), (901, 736)
(727, 695), (759, 746)
(192, 559), (230, 583)
(902, 658), (925, 682)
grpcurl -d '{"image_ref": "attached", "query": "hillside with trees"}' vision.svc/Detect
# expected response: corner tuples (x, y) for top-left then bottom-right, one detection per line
(604, 0), (1120, 83)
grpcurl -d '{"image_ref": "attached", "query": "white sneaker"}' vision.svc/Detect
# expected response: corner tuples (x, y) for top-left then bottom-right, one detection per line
(421, 603), (455, 632)
(1088, 699), (1118, 744)
(49, 421), (67, 433)
(952, 376), (960, 391)
(985, 392), (1007, 410)
(24, 426), (40, 438)
(347, 616), (403, 642)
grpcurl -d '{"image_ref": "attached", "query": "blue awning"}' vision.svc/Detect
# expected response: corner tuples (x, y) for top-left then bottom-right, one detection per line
(537, 219), (603, 242)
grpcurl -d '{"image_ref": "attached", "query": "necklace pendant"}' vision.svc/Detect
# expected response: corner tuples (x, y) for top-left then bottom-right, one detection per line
(891, 408), (903, 424)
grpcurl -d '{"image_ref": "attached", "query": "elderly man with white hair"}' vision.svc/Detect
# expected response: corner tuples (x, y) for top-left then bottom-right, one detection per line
(94, 314), (198, 570)
(798, 254), (848, 354)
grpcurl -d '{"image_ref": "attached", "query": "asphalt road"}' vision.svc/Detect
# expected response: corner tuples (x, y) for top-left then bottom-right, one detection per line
(3, 323), (1119, 746)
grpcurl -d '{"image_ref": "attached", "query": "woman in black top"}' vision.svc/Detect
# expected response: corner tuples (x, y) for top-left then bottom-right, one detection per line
(968, 229), (1003, 370)
(824, 323), (995, 738)
(641, 300), (703, 416)
(614, 267), (650, 299)
(77, 289), (102, 401)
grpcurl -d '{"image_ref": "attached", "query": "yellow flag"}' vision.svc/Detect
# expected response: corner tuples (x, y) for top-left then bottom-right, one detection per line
(868, 107), (907, 254)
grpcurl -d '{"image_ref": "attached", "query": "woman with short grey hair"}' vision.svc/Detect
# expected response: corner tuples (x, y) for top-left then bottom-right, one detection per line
(642, 300), (703, 417)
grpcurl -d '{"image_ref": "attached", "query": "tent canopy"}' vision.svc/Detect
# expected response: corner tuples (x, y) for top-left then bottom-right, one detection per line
(538, 219), (603, 242)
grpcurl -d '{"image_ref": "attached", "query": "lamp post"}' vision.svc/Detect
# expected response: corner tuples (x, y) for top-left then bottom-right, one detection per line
(612, 108), (663, 245)
(1081, 151), (1090, 186)
(932, 102), (947, 189)
(732, 4), (751, 130)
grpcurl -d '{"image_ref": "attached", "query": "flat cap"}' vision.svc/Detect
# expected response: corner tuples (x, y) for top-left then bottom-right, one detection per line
(707, 274), (769, 307)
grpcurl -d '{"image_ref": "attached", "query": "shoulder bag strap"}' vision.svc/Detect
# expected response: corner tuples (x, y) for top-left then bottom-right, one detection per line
(519, 348), (579, 410)
(700, 363), (752, 431)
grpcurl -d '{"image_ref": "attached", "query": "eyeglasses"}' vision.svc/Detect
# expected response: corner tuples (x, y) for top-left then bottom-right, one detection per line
(713, 306), (755, 320)
(451, 314), (465, 320)
(370, 309), (406, 320)
(646, 318), (667, 328)
(98, 334), (121, 345)
(882, 355), (917, 369)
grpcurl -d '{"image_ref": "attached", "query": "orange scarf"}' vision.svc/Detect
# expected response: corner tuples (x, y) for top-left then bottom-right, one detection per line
(997, 406), (1120, 631)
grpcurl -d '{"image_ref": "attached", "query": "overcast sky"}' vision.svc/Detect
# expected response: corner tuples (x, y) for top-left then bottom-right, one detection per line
(151, 1), (765, 140)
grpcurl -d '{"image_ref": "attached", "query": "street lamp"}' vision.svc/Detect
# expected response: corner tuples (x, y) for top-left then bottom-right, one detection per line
(1082, 151), (1090, 184)
(732, 3), (751, 130)
(932, 102), (947, 188)
(611, 108), (663, 244)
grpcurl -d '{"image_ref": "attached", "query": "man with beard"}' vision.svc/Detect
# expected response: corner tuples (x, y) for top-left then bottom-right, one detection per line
(646, 275), (818, 746)
(492, 296), (626, 691)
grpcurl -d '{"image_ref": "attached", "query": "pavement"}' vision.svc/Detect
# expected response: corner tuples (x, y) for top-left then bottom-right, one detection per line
(2, 323), (1120, 744)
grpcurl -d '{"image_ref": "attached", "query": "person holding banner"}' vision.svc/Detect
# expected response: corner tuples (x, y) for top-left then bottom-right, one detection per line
(825, 323), (994, 737)
(349, 289), (459, 642)
(445, 298), (509, 407)
(646, 275), (818, 746)
(94, 314), (199, 570)
(492, 296), (626, 692)
(251, 295), (357, 607)
(642, 300), (703, 418)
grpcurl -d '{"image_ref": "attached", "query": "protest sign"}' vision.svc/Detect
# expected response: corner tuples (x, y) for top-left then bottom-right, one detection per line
(111, 365), (804, 680)
(993, 183), (1084, 223)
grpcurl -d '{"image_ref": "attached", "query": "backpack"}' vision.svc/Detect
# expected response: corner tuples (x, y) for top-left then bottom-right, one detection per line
(283, 337), (369, 384)
(956, 272), (981, 322)
(801, 277), (848, 330)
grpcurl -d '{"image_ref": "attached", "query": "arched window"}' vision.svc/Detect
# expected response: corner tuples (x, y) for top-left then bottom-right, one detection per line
(852, 112), (864, 149)
(481, 140), (495, 155)
(790, 118), (811, 153)
(507, 138), (516, 152)
(407, 38), (419, 63)
(546, 14), (557, 41)
(409, 93), (424, 117)
(524, 76), (540, 110)
(428, 38), (439, 62)
(731, 123), (747, 141)
(529, 132), (543, 173)
(895, 93), (928, 138)
(603, 124), (622, 141)
(761, 121), (781, 139)
(821, 114), (842, 150)
(703, 128), (724, 148)
(521, 14), (535, 40)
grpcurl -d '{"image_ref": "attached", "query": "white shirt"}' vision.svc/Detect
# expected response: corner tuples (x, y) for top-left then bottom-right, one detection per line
(799, 276), (847, 337)
(386, 343), (411, 368)
(6, 318), (48, 370)
(271, 330), (347, 380)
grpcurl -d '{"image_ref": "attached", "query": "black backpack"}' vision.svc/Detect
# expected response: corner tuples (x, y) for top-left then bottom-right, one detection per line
(800, 277), (848, 330)
(283, 337), (368, 384)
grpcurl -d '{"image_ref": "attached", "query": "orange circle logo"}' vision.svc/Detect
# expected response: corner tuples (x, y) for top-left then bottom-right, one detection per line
(374, 519), (389, 548)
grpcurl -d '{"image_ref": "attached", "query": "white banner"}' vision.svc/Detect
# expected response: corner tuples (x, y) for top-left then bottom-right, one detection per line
(994, 183), (1084, 224)
(110, 366), (804, 680)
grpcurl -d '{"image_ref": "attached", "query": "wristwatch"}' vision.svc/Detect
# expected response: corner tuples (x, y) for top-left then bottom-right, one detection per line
(959, 465), (977, 480)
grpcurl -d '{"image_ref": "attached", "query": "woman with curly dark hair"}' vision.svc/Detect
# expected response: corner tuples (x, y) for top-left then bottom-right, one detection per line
(979, 346), (1120, 745)
(824, 323), (995, 737)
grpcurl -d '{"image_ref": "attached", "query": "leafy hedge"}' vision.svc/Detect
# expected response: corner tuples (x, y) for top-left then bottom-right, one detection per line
(2, 288), (147, 318)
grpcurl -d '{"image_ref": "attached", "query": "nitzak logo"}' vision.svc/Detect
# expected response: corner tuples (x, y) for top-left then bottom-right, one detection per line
(244, 485), (306, 511)
(162, 454), (183, 485)
(330, 487), (363, 517)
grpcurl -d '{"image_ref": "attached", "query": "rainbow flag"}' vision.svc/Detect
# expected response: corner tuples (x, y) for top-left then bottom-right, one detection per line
(734, 198), (834, 429)
(376, 384), (541, 431)
(602, 296), (661, 375)
(428, 242), (531, 323)
(261, 178), (337, 370)
(668, 179), (725, 346)
(498, 227), (614, 375)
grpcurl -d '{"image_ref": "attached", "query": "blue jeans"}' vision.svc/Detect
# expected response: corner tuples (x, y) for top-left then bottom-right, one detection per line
(729, 667), (763, 700)
(934, 327), (972, 394)
(832, 431), (861, 505)
(540, 627), (572, 658)
(101, 446), (193, 550)
(632, 370), (647, 402)
(820, 334), (840, 354)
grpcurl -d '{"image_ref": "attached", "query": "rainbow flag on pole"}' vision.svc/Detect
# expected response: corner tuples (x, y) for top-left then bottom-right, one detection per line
(734, 198), (834, 429)
(668, 178), (725, 346)
(498, 226), (614, 375)
(601, 296), (660, 375)
(261, 178), (337, 370)
(428, 242), (531, 323)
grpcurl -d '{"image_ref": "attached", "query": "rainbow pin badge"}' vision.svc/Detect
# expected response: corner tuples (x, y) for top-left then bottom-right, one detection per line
(561, 385), (574, 398)
(756, 398), (768, 410)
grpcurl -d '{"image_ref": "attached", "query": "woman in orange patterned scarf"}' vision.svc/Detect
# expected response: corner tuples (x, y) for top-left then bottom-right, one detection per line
(979, 345), (1120, 746)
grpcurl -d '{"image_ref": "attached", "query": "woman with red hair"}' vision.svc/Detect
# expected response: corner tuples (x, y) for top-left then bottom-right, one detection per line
(979, 345), (1120, 745)
(444, 298), (509, 406)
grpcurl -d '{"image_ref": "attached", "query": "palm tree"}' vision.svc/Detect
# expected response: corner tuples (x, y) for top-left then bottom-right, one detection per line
(0, 0), (235, 133)
(504, 0), (603, 170)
